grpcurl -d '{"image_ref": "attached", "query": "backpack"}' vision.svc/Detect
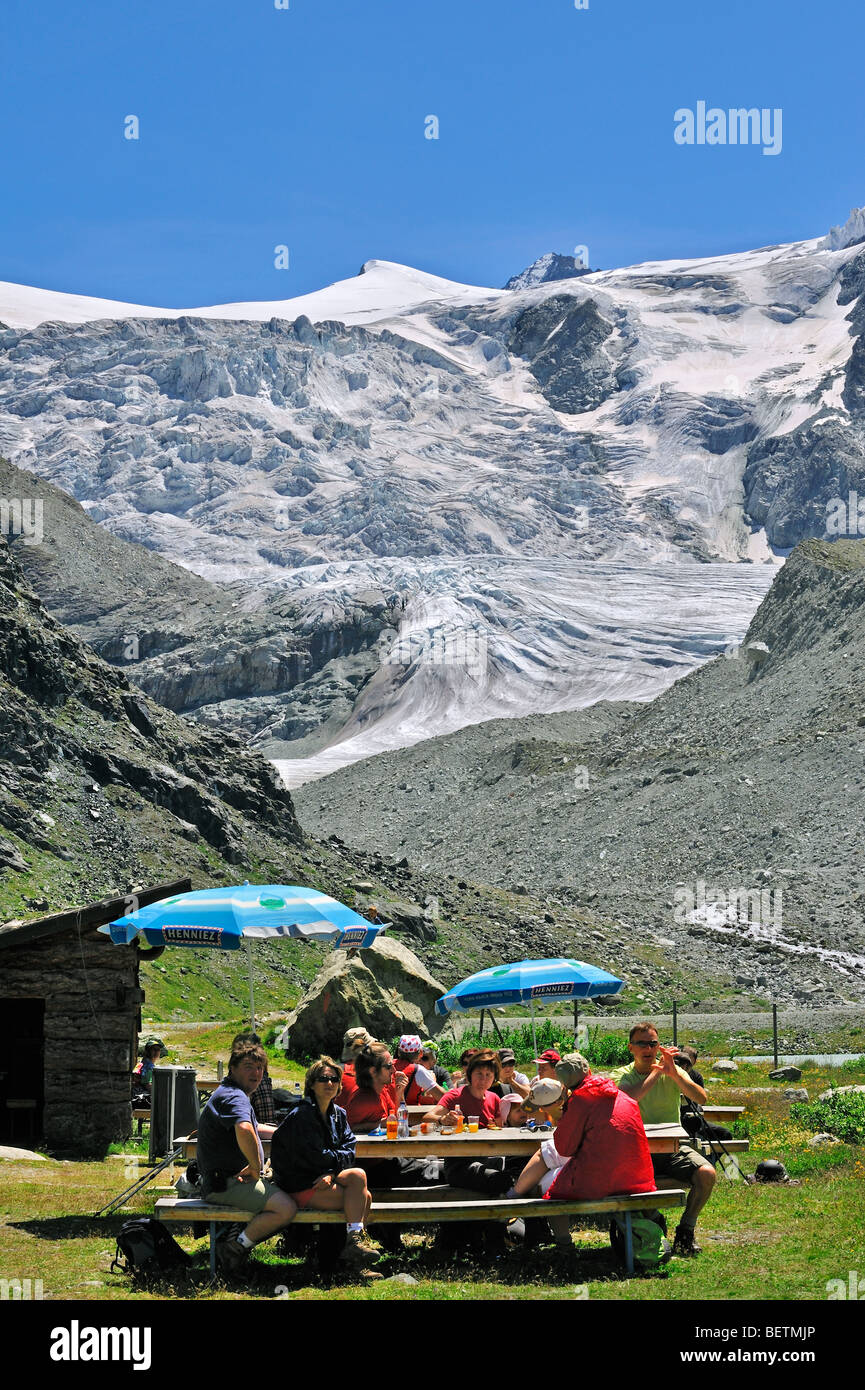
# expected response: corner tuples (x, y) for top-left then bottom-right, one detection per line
(111, 1217), (192, 1278)
(609, 1209), (672, 1270)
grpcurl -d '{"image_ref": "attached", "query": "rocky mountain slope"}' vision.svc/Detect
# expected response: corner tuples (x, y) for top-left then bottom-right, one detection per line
(295, 538), (865, 1006)
(0, 457), (403, 751)
(1, 528), (732, 1019)
(503, 252), (594, 291)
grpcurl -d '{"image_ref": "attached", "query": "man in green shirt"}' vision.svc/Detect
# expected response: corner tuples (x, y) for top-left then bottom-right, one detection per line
(611, 1021), (716, 1256)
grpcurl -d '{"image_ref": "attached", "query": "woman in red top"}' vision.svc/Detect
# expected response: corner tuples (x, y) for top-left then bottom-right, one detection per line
(421, 1050), (503, 1129)
(345, 1044), (408, 1132)
(346, 1042), (409, 1254)
(423, 1050), (511, 1199)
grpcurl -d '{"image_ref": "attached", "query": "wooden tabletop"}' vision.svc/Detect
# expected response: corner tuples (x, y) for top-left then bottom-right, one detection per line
(177, 1122), (685, 1160)
(701, 1106), (745, 1119)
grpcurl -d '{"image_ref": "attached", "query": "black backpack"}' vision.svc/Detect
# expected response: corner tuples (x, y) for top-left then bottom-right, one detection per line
(111, 1217), (192, 1278)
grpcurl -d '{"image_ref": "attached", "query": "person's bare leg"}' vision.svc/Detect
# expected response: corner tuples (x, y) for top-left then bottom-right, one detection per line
(682, 1164), (716, 1227)
(335, 1168), (370, 1225)
(511, 1152), (547, 1197)
(242, 1190), (297, 1245)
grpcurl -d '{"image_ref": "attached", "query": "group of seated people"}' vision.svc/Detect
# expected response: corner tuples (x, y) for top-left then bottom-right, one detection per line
(197, 1020), (717, 1274)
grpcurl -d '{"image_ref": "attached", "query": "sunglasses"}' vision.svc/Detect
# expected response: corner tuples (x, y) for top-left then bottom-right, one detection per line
(633, 1040), (659, 1048)
(378, 1061), (394, 1070)
(316, 1075), (340, 1085)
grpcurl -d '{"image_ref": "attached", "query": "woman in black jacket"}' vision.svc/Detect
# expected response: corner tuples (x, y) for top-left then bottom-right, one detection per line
(270, 1056), (376, 1264)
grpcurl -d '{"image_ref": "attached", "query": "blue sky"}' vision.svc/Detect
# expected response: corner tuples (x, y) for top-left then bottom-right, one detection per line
(2, 0), (864, 305)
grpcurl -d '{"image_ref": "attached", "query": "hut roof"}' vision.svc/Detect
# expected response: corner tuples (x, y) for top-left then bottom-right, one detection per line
(0, 877), (191, 952)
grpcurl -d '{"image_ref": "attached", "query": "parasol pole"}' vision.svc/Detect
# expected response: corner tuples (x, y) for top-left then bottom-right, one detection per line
(529, 998), (538, 1059)
(245, 938), (256, 1033)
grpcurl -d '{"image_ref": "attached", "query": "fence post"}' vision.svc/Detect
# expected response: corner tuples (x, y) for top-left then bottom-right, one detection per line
(772, 1003), (778, 1071)
(672, 1001), (678, 1048)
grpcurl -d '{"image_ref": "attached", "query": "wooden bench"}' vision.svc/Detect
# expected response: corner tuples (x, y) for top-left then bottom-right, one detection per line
(155, 1186), (687, 1277)
(133, 1109), (151, 1135)
(688, 1138), (749, 1154)
(701, 1106), (745, 1122)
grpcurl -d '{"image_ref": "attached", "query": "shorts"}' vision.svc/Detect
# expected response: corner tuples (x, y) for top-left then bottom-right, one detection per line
(290, 1186), (318, 1209)
(652, 1144), (711, 1185)
(204, 1175), (282, 1214)
(539, 1137), (568, 1173)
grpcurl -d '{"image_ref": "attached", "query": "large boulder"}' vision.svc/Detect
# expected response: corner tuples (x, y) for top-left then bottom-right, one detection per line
(276, 935), (448, 1059)
(817, 1083), (865, 1102)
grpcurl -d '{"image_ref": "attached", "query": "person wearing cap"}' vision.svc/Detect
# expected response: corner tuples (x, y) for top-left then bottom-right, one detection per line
(336, 1028), (375, 1108)
(531, 1049), (562, 1083)
(508, 1053), (656, 1247)
(393, 1033), (445, 1105)
(522, 1076), (566, 1126)
(493, 1050), (530, 1099)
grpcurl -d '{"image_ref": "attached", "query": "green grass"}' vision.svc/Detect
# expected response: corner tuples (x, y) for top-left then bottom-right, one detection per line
(2, 1060), (862, 1301)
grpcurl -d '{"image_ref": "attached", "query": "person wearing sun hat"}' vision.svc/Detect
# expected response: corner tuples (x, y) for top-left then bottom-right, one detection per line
(336, 1027), (375, 1108)
(393, 1032), (445, 1104)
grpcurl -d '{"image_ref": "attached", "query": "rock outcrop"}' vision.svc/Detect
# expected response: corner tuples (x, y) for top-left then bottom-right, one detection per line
(276, 935), (447, 1059)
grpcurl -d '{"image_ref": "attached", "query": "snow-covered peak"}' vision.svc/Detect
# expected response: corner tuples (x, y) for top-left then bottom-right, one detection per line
(504, 252), (592, 291)
(820, 205), (865, 252)
(0, 260), (503, 334)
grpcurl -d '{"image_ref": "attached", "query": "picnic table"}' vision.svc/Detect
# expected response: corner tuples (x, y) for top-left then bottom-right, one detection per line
(176, 1121), (687, 1161)
(701, 1106), (745, 1122)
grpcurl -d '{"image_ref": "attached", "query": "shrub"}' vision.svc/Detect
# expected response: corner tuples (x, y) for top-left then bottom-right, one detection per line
(583, 1026), (631, 1068)
(790, 1091), (865, 1145)
(427, 1020), (630, 1070)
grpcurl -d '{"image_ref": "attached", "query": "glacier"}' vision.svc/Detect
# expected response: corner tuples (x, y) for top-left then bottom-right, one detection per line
(1, 219), (864, 784)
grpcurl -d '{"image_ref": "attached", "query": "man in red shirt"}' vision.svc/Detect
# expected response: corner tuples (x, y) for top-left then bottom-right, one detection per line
(508, 1053), (656, 1248)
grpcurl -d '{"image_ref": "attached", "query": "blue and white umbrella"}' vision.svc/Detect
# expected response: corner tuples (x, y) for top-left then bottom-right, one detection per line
(99, 884), (387, 1028)
(435, 957), (624, 1055)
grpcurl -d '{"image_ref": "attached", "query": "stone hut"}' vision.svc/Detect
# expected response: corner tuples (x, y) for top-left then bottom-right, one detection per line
(0, 879), (187, 1156)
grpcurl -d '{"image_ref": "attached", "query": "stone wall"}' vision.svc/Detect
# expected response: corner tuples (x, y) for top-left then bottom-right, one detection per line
(0, 927), (142, 1156)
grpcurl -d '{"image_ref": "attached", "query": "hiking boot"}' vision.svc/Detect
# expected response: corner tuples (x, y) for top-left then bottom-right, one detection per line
(338, 1231), (381, 1267)
(672, 1224), (702, 1257)
(216, 1235), (251, 1276)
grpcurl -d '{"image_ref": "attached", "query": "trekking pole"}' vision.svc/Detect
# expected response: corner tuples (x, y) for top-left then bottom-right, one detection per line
(95, 1146), (182, 1218)
(682, 1100), (747, 1182)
